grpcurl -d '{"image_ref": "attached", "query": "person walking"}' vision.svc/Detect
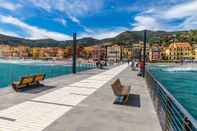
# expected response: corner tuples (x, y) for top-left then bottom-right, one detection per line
(131, 59), (135, 71)
(137, 60), (144, 77)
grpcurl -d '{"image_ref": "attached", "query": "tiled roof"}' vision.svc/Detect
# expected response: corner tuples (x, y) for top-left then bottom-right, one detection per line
(169, 42), (192, 49)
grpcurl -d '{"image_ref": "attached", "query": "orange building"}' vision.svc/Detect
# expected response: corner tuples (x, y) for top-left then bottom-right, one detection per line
(18, 46), (29, 58)
(56, 48), (65, 59)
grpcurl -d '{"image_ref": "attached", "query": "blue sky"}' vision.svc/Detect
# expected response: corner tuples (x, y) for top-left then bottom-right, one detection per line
(0, 0), (197, 41)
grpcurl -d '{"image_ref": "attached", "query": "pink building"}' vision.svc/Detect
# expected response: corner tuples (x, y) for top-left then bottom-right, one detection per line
(92, 45), (106, 61)
(149, 46), (161, 61)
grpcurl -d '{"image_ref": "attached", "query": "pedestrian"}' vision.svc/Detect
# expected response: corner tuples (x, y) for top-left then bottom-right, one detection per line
(131, 59), (135, 70)
(127, 59), (130, 65)
(137, 60), (144, 77)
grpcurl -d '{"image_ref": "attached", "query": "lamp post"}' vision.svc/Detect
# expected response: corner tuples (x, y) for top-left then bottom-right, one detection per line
(105, 45), (108, 66)
(143, 30), (147, 77)
(72, 33), (77, 74)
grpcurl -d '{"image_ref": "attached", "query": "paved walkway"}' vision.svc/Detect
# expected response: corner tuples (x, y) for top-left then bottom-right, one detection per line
(0, 64), (128, 131)
(44, 66), (162, 131)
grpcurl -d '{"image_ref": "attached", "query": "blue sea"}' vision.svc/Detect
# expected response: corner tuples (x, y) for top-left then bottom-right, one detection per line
(148, 64), (197, 120)
(0, 59), (95, 88)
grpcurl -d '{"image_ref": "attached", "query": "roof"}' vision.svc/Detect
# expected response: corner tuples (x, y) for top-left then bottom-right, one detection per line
(192, 44), (197, 48)
(151, 46), (161, 52)
(169, 42), (192, 49)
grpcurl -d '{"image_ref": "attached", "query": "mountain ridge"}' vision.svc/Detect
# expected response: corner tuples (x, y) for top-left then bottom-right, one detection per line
(0, 30), (196, 47)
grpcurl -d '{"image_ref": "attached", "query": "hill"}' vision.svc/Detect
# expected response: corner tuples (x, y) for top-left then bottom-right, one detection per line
(0, 30), (197, 47)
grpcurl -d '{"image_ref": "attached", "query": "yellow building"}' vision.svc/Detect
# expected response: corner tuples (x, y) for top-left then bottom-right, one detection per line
(32, 48), (41, 59)
(122, 46), (132, 60)
(132, 41), (149, 59)
(166, 42), (192, 60)
(192, 44), (197, 60)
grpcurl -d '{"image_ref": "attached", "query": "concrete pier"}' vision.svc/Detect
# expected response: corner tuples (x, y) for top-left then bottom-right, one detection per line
(0, 64), (161, 131)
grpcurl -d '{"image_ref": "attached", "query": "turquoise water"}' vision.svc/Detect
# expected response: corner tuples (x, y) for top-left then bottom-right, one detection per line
(0, 62), (95, 88)
(148, 65), (197, 120)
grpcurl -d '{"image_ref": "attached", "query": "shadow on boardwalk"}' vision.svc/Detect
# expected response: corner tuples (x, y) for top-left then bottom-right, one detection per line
(21, 85), (56, 94)
(113, 94), (141, 108)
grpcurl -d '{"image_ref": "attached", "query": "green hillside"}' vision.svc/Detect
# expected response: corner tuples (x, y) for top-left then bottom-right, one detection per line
(0, 30), (197, 47)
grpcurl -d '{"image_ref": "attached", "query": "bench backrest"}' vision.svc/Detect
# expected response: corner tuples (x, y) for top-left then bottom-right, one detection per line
(34, 74), (45, 82)
(111, 79), (122, 96)
(19, 76), (34, 85)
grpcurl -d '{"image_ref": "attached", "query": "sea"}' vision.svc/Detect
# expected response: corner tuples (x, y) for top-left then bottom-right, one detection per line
(0, 59), (95, 88)
(148, 64), (197, 120)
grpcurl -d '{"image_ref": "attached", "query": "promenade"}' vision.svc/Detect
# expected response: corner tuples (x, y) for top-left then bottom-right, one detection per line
(0, 64), (161, 131)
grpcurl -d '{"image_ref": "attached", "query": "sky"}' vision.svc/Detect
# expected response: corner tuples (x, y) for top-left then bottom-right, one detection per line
(0, 0), (197, 41)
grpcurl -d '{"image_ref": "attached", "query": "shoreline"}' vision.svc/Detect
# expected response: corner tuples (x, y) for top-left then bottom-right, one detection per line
(0, 58), (96, 65)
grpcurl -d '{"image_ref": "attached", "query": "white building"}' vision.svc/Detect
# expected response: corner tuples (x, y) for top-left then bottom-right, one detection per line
(107, 44), (121, 63)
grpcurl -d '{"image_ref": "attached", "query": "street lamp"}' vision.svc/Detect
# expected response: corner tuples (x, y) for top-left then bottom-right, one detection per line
(72, 33), (77, 74)
(142, 30), (147, 77)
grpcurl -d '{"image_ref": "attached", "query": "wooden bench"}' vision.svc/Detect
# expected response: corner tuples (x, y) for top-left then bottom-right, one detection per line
(111, 79), (131, 104)
(12, 74), (45, 92)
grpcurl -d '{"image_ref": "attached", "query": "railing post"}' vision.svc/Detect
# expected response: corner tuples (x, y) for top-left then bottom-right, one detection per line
(165, 97), (172, 131)
(183, 117), (192, 131)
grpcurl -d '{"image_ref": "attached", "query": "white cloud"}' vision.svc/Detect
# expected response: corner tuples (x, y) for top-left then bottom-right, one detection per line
(79, 27), (128, 39)
(0, 1), (22, 11)
(29, 0), (104, 17)
(54, 18), (67, 26)
(68, 15), (80, 24)
(0, 29), (21, 38)
(28, 0), (107, 35)
(180, 16), (197, 30)
(28, 0), (51, 12)
(132, 0), (197, 31)
(67, 15), (94, 33)
(29, 0), (105, 33)
(29, 0), (104, 33)
(164, 0), (197, 19)
(132, 16), (161, 31)
(0, 15), (72, 41)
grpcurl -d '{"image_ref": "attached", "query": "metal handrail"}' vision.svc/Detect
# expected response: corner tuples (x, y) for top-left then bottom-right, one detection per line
(146, 69), (197, 130)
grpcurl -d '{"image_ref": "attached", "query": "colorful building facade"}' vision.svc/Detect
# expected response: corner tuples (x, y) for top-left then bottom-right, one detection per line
(165, 42), (192, 60)
(149, 45), (161, 61)
(107, 44), (121, 63)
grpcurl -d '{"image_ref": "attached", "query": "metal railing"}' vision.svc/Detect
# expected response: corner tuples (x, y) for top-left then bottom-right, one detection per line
(77, 63), (96, 72)
(146, 70), (197, 131)
(0, 63), (96, 88)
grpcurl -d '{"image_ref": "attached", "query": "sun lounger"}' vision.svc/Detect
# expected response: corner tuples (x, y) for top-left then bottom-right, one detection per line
(111, 79), (131, 104)
(12, 74), (45, 92)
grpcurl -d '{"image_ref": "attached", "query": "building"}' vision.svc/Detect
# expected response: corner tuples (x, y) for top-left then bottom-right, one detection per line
(2, 45), (12, 57)
(56, 48), (65, 59)
(91, 45), (106, 61)
(32, 48), (41, 59)
(107, 44), (121, 63)
(166, 42), (192, 60)
(0, 45), (5, 57)
(18, 46), (30, 58)
(132, 43), (142, 59)
(122, 46), (132, 60)
(192, 44), (197, 60)
(149, 45), (161, 62)
(132, 41), (149, 60)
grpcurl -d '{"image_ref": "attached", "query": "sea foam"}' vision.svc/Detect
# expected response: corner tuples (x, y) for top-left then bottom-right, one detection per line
(0, 59), (71, 66)
(164, 67), (197, 72)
